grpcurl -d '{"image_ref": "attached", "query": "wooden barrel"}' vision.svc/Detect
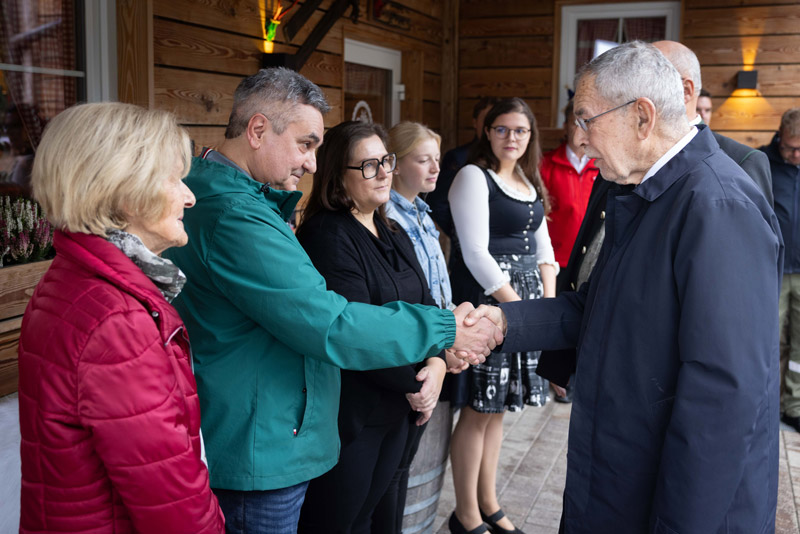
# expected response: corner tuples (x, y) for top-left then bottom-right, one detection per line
(402, 400), (453, 534)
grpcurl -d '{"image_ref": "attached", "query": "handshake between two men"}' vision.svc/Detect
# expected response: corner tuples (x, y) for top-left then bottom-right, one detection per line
(449, 303), (507, 369)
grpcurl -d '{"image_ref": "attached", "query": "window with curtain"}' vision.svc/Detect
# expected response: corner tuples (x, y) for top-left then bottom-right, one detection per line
(0, 0), (83, 195)
(557, 2), (680, 127)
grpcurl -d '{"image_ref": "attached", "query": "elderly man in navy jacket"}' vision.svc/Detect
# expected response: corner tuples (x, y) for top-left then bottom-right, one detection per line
(469, 41), (782, 534)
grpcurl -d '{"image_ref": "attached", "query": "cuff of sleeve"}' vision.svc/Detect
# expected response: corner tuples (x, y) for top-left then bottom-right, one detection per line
(483, 272), (512, 296)
(538, 260), (560, 276)
(497, 301), (527, 353)
(443, 309), (457, 349)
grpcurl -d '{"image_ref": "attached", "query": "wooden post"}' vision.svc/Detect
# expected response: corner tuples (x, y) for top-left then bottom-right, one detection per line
(440, 0), (458, 152)
(117, 0), (153, 108)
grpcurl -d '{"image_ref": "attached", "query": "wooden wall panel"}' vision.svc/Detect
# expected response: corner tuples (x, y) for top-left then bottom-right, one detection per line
(460, 37), (553, 68)
(460, 68), (552, 99)
(184, 126), (226, 154)
(459, 98), (552, 127)
(323, 87), (344, 126)
(153, 0), (264, 38)
(683, 6), (800, 38)
(460, 0), (553, 19)
(685, 35), (800, 66)
(423, 72), (441, 102)
(401, 50), (424, 122)
(707, 96), (795, 131)
(154, 68), (240, 124)
(153, 18), (262, 76)
(684, 1), (800, 147)
(423, 101), (441, 130)
(0, 318), (22, 397)
(702, 65), (800, 97)
(459, 16), (554, 38)
(723, 131), (774, 148)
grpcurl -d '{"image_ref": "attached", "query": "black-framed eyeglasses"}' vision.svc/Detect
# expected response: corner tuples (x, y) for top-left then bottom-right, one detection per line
(574, 99), (638, 132)
(488, 126), (531, 139)
(346, 153), (397, 179)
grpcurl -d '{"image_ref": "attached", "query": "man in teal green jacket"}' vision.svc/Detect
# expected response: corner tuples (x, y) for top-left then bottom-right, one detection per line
(164, 68), (500, 533)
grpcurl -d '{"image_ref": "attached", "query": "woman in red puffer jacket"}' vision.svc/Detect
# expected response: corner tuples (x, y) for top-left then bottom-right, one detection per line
(17, 102), (224, 533)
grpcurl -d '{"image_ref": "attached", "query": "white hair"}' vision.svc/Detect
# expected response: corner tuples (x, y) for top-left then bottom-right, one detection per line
(576, 41), (687, 130)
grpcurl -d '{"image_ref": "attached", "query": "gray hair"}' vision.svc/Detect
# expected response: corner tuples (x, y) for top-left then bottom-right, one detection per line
(780, 108), (800, 138)
(575, 41), (686, 129)
(225, 67), (330, 139)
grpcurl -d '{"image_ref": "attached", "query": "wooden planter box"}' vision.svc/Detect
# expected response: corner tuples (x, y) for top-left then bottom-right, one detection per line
(0, 260), (52, 397)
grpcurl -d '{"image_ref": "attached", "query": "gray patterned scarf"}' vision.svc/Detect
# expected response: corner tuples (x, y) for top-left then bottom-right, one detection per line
(106, 229), (186, 303)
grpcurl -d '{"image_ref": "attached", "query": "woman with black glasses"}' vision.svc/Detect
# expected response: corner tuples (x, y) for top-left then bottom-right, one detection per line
(296, 121), (447, 533)
(447, 98), (558, 534)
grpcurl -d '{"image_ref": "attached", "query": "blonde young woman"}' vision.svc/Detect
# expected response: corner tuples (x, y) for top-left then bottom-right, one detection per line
(448, 98), (557, 534)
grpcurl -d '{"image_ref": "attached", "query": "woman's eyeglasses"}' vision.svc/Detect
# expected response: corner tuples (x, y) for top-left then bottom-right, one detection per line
(346, 153), (397, 179)
(488, 126), (531, 140)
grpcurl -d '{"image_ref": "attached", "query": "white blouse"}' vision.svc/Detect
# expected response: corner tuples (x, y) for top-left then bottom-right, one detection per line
(448, 164), (558, 295)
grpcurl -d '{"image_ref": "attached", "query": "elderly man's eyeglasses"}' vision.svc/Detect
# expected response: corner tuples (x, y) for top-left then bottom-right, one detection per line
(574, 99), (637, 132)
(488, 126), (531, 139)
(346, 153), (397, 179)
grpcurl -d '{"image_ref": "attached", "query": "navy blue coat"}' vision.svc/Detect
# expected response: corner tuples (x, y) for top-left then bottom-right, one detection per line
(500, 127), (783, 534)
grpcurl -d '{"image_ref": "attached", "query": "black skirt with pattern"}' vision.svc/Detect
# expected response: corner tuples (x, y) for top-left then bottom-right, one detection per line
(468, 253), (549, 413)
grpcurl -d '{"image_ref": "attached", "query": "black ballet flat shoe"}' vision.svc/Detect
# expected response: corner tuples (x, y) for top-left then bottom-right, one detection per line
(449, 511), (489, 534)
(480, 508), (526, 534)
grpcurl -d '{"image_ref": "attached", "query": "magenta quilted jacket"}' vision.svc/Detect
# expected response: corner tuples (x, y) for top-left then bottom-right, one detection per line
(17, 230), (224, 533)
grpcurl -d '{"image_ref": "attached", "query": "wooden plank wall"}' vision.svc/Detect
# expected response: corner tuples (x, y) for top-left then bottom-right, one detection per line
(128, 0), (445, 195)
(684, 1), (800, 148)
(456, 0), (558, 149)
(456, 0), (800, 152)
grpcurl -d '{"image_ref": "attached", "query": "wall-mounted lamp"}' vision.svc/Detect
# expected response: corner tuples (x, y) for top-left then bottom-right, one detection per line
(737, 70), (758, 90)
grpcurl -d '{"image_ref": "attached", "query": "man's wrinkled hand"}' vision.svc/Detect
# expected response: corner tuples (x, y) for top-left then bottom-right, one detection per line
(464, 304), (507, 336)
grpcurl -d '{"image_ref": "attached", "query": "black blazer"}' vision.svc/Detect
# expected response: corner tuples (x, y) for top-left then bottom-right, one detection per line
(296, 209), (441, 444)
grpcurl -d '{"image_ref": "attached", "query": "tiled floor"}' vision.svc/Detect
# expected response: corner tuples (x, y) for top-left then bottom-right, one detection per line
(430, 402), (800, 534)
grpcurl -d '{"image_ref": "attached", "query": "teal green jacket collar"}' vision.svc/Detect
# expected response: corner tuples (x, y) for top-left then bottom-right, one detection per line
(190, 156), (301, 222)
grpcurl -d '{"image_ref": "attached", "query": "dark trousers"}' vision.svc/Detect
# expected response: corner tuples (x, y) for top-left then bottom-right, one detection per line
(298, 418), (409, 534)
(372, 421), (427, 533)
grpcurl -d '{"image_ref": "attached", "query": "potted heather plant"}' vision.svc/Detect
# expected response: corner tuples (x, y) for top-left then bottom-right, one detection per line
(0, 195), (54, 325)
(0, 196), (53, 267)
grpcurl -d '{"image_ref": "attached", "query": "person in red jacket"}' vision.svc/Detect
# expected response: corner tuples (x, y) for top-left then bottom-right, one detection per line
(539, 99), (599, 268)
(17, 102), (225, 534)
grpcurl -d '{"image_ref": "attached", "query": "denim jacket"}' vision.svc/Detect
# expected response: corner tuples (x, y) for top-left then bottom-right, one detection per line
(386, 189), (453, 309)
